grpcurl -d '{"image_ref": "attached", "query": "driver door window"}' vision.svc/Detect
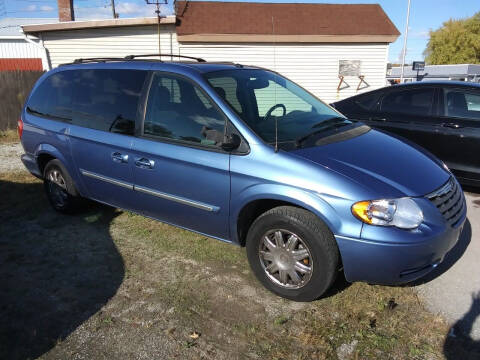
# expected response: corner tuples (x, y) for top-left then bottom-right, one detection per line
(144, 73), (226, 147)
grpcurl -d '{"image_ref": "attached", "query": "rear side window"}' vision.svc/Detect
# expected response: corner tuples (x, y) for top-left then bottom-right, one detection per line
(143, 73), (226, 147)
(27, 71), (74, 121)
(381, 88), (435, 116)
(71, 69), (147, 135)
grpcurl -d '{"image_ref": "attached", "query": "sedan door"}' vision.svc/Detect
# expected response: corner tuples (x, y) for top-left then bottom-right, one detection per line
(130, 72), (231, 240)
(366, 86), (450, 159)
(437, 87), (480, 181)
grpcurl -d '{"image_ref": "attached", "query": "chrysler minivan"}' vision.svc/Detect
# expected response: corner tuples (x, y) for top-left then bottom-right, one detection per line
(19, 55), (466, 301)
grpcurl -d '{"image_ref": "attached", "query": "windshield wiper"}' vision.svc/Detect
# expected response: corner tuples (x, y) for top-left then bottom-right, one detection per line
(311, 116), (347, 129)
(295, 121), (350, 148)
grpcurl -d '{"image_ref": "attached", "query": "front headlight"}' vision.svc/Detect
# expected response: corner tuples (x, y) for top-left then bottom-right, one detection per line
(352, 198), (423, 229)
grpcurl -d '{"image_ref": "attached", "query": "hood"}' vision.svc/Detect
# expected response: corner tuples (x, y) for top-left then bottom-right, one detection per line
(290, 129), (450, 198)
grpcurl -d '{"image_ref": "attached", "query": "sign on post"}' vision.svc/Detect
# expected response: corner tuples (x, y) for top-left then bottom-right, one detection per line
(412, 61), (425, 71)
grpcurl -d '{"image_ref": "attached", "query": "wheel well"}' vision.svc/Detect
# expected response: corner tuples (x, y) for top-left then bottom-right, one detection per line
(37, 153), (55, 177)
(237, 199), (306, 247)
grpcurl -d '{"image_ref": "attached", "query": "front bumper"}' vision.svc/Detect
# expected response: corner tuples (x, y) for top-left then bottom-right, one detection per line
(336, 204), (466, 285)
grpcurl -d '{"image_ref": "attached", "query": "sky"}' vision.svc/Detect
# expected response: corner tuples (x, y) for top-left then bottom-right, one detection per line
(1, 0), (479, 63)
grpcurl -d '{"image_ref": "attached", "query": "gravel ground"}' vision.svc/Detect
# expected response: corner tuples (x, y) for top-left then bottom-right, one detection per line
(0, 143), (24, 173)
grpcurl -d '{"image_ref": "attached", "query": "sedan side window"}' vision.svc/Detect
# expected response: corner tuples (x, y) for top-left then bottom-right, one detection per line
(380, 88), (435, 116)
(444, 89), (480, 120)
(144, 73), (226, 147)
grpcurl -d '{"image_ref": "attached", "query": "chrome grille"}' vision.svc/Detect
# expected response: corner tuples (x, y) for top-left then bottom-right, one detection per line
(426, 177), (465, 227)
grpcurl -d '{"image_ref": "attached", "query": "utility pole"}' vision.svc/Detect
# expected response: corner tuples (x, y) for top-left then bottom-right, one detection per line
(145, 0), (168, 56)
(400, 0), (411, 83)
(111, 0), (118, 19)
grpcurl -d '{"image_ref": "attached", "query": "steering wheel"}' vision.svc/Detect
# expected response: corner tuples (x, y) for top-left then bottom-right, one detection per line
(262, 104), (286, 122)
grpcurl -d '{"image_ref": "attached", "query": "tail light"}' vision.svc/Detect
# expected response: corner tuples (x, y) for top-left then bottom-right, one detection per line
(17, 118), (23, 139)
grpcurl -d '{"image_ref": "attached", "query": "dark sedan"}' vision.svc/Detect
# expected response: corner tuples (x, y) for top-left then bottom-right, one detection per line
(332, 81), (480, 186)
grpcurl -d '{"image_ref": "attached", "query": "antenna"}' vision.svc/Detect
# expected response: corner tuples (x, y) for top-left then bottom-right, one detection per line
(145, 0), (168, 56)
(272, 16), (279, 153)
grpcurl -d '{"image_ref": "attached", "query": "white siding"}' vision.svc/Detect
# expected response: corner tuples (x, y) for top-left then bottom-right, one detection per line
(0, 39), (44, 58)
(43, 25), (179, 67)
(42, 25), (389, 102)
(180, 43), (389, 103)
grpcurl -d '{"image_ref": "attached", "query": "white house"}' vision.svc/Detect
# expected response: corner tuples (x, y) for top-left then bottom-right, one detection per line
(0, 18), (56, 71)
(21, 1), (400, 103)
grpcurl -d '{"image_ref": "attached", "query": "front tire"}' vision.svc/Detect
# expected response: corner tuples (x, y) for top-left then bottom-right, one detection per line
(246, 206), (339, 302)
(43, 159), (82, 214)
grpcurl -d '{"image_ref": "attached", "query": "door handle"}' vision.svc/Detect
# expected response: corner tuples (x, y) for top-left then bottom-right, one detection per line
(442, 122), (463, 129)
(370, 117), (386, 122)
(111, 152), (128, 163)
(135, 158), (155, 169)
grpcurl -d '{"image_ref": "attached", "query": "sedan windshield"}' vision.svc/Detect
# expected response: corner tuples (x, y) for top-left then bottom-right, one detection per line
(204, 69), (353, 148)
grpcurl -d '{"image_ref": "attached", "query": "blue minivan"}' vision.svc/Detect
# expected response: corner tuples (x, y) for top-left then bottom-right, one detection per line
(19, 55), (466, 301)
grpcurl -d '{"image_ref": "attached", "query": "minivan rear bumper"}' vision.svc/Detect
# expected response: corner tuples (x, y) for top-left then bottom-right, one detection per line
(336, 214), (466, 285)
(21, 153), (42, 178)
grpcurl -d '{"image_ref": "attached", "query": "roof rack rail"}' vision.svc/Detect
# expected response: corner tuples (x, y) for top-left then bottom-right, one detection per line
(60, 54), (207, 66)
(124, 54), (206, 62)
(60, 57), (127, 66)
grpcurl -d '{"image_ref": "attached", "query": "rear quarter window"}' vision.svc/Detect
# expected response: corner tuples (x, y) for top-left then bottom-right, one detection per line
(27, 71), (74, 121)
(27, 69), (148, 136)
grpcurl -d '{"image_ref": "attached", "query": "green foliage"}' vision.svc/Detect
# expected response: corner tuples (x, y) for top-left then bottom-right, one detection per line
(424, 12), (480, 64)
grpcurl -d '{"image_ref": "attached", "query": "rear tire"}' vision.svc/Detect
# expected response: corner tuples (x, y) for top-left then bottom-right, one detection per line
(43, 159), (82, 214)
(246, 206), (339, 302)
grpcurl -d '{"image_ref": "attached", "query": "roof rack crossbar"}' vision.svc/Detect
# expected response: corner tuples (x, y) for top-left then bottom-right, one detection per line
(71, 57), (126, 64)
(124, 54), (206, 62)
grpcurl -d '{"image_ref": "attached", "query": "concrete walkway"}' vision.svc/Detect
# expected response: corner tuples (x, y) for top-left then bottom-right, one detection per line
(416, 191), (480, 340)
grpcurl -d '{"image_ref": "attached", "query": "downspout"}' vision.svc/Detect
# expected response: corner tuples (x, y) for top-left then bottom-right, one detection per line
(21, 30), (51, 71)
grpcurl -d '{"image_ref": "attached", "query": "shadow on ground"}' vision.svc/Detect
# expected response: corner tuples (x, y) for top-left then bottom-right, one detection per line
(444, 291), (480, 360)
(0, 178), (124, 360)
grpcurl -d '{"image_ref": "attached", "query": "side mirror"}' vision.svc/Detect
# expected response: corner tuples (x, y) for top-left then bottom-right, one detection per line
(201, 126), (241, 151)
(221, 133), (241, 151)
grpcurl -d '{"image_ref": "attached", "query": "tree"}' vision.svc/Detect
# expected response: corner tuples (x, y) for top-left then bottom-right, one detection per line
(424, 12), (480, 64)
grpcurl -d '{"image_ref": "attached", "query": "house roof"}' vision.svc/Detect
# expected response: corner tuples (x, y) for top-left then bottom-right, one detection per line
(176, 1), (400, 43)
(21, 16), (176, 34)
(0, 17), (57, 38)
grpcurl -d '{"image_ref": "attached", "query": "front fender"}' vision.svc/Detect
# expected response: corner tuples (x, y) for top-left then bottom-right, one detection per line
(230, 183), (362, 244)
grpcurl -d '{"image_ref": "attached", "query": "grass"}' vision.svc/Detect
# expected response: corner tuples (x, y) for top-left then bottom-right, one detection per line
(2, 170), (475, 359)
(0, 129), (19, 144)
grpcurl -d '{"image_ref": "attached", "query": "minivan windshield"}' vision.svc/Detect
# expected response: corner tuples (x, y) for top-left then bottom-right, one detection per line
(205, 69), (353, 148)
